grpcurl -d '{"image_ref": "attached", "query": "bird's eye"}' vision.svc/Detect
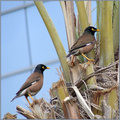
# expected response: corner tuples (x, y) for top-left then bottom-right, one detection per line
(42, 66), (45, 69)
(91, 28), (95, 31)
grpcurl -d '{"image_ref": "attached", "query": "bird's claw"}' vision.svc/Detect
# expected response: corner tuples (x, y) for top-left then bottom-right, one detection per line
(71, 61), (75, 67)
(86, 59), (95, 65)
(88, 59), (95, 62)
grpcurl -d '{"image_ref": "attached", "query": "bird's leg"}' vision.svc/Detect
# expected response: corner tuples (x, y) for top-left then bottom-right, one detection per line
(71, 55), (75, 66)
(28, 94), (34, 101)
(81, 53), (94, 62)
(25, 96), (31, 106)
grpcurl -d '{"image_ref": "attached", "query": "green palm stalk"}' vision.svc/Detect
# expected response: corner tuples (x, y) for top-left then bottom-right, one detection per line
(99, 1), (114, 66)
(34, 1), (71, 83)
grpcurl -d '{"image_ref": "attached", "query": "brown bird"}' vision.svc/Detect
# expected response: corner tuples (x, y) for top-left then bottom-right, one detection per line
(67, 26), (100, 63)
(11, 64), (50, 105)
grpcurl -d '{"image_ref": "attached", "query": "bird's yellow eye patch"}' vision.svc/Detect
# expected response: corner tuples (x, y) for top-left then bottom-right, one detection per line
(42, 66), (45, 69)
(91, 28), (95, 31)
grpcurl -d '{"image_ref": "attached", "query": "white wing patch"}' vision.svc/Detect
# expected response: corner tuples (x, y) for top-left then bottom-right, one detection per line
(86, 43), (92, 46)
(18, 79), (40, 96)
(19, 89), (27, 96)
(31, 81), (37, 85)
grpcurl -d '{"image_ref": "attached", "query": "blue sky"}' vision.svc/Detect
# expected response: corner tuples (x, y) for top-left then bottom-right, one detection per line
(1, 1), (96, 119)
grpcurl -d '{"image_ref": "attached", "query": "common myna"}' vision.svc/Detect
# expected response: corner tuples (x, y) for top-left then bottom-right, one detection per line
(11, 64), (50, 105)
(67, 26), (100, 63)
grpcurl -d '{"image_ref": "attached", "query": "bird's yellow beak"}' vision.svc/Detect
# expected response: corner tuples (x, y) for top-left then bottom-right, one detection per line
(96, 29), (100, 31)
(46, 67), (50, 69)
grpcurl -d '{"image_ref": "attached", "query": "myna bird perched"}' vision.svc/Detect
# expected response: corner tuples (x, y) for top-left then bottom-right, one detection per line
(67, 26), (100, 64)
(11, 64), (50, 105)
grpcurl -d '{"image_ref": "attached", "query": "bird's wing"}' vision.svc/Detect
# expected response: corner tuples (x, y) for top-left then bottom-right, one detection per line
(70, 34), (95, 52)
(16, 72), (42, 95)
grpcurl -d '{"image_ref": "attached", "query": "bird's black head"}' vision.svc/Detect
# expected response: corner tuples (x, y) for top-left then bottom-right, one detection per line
(34, 64), (50, 73)
(84, 26), (100, 36)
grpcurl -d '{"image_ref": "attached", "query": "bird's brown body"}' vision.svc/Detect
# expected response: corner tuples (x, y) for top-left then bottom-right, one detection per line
(17, 72), (43, 97)
(11, 64), (49, 105)
(70, 34), (96, 56)
(67, 26), (99, 62)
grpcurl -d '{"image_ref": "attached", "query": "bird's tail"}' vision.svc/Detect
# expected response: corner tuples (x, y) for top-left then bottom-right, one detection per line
(11, 95), (18, 102)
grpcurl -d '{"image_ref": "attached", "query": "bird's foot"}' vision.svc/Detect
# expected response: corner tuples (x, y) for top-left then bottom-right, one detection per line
(88, 58), (95, 62)
(71, 61), (75, 67)
(70, 55), (75, 67)
(86, 61), (90, 65)
(86, 59), (95, 65)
